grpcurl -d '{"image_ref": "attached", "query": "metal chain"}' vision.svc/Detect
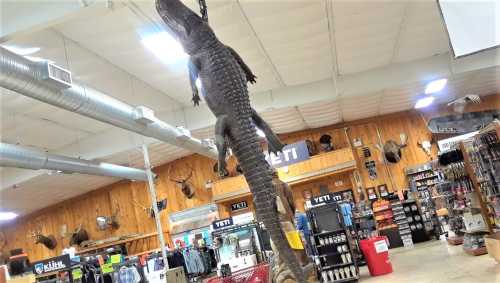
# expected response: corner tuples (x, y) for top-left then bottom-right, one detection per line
(198, 0), (208, 21)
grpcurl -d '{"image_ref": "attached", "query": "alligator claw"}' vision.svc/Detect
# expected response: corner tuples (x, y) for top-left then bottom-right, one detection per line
(192, 93), (201, 106)
(247, 74), (257, 84)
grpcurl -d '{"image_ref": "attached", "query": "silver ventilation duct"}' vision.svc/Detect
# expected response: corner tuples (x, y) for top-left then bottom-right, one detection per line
(0, 46), (218, 159)
(0, 142), (148, 181)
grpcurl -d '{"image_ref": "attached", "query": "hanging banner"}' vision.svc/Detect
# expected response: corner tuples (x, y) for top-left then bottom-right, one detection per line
(33, 254), (71, 276)
(264, 141), (310, 168)
(231, 201), (248, 211)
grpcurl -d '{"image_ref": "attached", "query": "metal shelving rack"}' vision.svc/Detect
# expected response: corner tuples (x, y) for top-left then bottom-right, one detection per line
(307, 202), (359, 283)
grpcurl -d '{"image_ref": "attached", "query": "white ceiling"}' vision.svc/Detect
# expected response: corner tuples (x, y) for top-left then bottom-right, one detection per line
(1, 0), (499, 217)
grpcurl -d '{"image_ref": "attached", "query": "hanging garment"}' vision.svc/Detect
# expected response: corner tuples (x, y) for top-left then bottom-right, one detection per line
(118, 266), (141, 283)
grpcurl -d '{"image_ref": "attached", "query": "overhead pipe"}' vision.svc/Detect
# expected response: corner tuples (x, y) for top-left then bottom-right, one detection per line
(0, 142), (148, 181)
(0, 47), (218, 159)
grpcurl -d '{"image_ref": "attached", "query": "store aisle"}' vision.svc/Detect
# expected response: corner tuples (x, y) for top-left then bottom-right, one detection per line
(358, 240), (499, 283)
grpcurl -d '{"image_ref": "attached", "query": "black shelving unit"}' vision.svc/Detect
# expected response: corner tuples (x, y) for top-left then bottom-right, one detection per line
(402, 200), (429, 243)
(307, 202), (359, 283)
(391, 199), (413, 248)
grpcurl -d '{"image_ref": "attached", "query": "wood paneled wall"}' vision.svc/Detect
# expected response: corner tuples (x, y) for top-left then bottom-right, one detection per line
(2, 94), (498, 261)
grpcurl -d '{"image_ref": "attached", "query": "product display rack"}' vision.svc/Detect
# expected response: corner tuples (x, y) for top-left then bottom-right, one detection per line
(391, 199), (413, 248)
(406, 162), (443, 238)
(460, 122), (500, 231)
(402, 199), (428, 243)
(307, 202), (359, 283)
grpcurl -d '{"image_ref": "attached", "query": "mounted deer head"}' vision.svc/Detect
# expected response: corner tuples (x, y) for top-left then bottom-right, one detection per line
(68, 225), (89, 246)
(30, 227), (57, 250)
(168, 164), (195, 199)
(132, 199), (167, 218)
(377, 133), (408, 164)
(96, 204), (120, 231)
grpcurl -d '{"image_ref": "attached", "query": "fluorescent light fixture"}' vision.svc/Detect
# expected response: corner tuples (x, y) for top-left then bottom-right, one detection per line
(141, 31), (188, 64)
(415, 96), (435, 109)
(1, 45), (40, 56)
(0, 212), (18, 221)
(195, 78), (202, 89)
(425, 79), (447, 94)
(256, 129), (266, 138)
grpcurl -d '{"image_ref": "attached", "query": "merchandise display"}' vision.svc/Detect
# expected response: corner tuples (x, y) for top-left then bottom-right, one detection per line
(307, 202), (359, 282)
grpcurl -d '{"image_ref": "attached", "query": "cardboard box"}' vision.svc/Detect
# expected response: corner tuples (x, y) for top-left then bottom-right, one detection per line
(485, 232), (500, 262)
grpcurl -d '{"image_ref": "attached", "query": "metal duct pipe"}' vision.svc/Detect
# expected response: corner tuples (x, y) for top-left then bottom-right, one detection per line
(0, 142), (148, 181)
(0, 47), (218, 159)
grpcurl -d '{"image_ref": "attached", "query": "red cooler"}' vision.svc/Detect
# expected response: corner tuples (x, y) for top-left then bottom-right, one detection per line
(360, 236), (393, 276)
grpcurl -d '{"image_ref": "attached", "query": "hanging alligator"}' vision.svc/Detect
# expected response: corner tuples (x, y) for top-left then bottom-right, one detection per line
(155, 0), (306, 281)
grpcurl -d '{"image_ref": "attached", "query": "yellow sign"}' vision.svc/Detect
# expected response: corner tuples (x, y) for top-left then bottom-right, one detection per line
(285, 230), (304, 250)
(101, 263), (114, 274)
(72, 268), (83, 280)
(110, 254), (122, 264)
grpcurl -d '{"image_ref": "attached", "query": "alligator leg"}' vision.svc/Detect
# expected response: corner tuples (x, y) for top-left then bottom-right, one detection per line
(188, 58), (201, 106)
(252, 109), (284, 154)
(226, 45), (256, 84)
(215, 115), (229, 177)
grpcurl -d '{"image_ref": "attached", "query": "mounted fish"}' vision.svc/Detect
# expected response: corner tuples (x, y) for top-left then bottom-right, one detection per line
(377, 133), (407, 164)
(155, 0), (306, 281)
(447, 94), (481, 113)
(427, 110), (500, 134)
(168, 164), (195, 199)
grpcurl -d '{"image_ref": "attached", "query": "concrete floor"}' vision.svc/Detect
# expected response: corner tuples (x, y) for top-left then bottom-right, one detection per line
(358, 240), (499, 283)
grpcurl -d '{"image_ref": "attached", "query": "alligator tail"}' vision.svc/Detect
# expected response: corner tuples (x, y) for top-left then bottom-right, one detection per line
(230, 119), (306, 283)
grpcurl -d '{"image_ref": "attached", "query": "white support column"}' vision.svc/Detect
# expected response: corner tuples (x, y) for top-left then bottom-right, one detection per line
(141, 143), (169, 270)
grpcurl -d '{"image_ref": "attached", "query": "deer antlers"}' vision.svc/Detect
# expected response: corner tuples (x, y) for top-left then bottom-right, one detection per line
(168, 164), (194, 183)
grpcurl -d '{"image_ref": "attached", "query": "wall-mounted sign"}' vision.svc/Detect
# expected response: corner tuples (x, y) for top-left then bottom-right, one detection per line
(212, 217), (233, 230)
(264, 141), (310, 168)
(231, 201), (248, 212)
(310, 193), (342, 206)
(33, 254), (70, 276)
(437, 131), (479, 151)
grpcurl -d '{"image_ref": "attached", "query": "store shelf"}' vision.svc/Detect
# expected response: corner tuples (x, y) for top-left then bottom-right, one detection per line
(373, 207), (391, 213)
(316, 241), (347, 248)
(329, 276), (359, 283)
(414, 175), (439, 182)
(314, 229), (345, 237)
(321, 262), (353, 270)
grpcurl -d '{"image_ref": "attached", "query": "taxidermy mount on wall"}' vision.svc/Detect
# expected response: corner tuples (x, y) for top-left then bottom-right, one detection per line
(377, 133), (407, 163)
(168, 164), (195, 199)
(68, 225), (89, 246)
(96, 205), (120, 231)
(427, 110), (500, 134)
(155, 0), (306, 280)
(30, 229), (57, 250)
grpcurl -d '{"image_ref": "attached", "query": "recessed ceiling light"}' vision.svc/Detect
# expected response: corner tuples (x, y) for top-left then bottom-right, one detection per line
(1, 45), (40, 56)
(0, 212), (18, 221)
(415, 96), (435, 109)
(141, 31), (188, 64)
(256, 129), (266, 138)
(425, 78), (447, 94)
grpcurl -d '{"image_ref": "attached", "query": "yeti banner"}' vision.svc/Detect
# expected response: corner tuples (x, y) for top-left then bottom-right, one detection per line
(33, 254), (71, 275)
(264, 141), (310, 168)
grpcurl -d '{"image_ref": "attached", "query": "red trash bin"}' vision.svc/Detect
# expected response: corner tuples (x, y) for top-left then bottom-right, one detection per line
(360, 236), (393, 276)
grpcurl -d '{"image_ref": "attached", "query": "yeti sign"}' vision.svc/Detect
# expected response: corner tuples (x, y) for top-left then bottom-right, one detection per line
(33, 254), (70, 275)
(264, 141), (310, 168)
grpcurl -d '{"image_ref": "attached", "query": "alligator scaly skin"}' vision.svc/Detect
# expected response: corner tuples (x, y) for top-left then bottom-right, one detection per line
(156, 1), (305, 281)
